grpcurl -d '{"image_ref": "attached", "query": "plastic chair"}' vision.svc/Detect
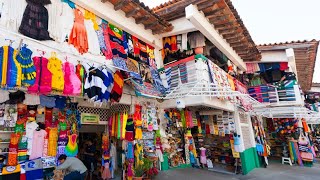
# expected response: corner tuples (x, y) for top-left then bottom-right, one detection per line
(282, 157), (292, 166)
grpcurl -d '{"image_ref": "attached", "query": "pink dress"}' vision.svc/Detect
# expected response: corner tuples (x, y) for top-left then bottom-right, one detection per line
(29, 129), (47, 160)
(63, 62), (81, 95)
(200, 147), (207, 164)
(28, 57), (52, 94)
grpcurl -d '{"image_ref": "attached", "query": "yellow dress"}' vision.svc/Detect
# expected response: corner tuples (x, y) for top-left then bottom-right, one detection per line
(48, 54), (64, 91)
(48, 127), (58, 157)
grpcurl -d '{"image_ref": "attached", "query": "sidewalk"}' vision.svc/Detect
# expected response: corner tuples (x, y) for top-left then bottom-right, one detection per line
(155, 161), (320, 180)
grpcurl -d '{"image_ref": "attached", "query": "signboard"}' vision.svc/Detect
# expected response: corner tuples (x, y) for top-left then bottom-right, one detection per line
(81, 113), (100, 124)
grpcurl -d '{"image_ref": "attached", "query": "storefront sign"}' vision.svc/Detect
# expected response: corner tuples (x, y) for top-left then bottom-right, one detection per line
(81, 113), (100, 124)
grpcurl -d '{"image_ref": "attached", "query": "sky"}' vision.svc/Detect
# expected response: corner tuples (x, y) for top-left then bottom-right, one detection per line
(141, 0), (320, 82)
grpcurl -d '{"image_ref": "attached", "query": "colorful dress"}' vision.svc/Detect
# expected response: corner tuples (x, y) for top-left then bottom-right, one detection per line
(65, 134), (78, 157)
(19, 0), (52, 40)
(48, 55), (64, 91)
(28, 56), (52, 94)
(69, 9), (88, 54)
(63, 62), (81, 95)
(0, 46), (21, 87)
(16, 46), (36, 86)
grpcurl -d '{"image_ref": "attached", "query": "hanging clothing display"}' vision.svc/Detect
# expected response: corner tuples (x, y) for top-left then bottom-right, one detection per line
(69, 9), (88, 54)
(19, 0), (52, 40)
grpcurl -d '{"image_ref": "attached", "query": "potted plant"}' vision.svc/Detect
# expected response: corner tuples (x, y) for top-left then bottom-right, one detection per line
(133, 164), (145, 180)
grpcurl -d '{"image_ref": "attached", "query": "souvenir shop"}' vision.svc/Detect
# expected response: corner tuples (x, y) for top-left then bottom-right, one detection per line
(157, 108), (241, 174)
(254, 109), (317, 167)
(0, 0), (170, 179)
(155, 49), (258, 174)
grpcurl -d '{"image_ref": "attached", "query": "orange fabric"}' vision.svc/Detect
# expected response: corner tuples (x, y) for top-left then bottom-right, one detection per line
(302, 119), (310, 133)
(69, 9), (88, 54)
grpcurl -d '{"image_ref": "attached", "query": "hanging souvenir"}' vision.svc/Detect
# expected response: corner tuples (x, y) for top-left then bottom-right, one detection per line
(101, 22), (113, 59)
(110, 71), (124, 103)
(0, 46), (21, 87)
(102, 133), (110, 162)
(48, 127), (58, 157)
(65, 134), (78, 157)
(63, 61), (81, 95)
(29, 129), (47, 160)
(134, 105), (143, 140)
(69, 9), (88, 54)
(132, 35), (140, 59)
(139, 40), (148, 63)
(147, 45), (156, 69)
(18, 134), (28, 161)
(7, 133), (20, 166)
(76, 63), (85, 95)
(28, 56), (52, 94)
(16, 46), (36, 86)
(4, 104), (18, 128)
(19, 0), (52, 40)
(48, 52), (64, 92)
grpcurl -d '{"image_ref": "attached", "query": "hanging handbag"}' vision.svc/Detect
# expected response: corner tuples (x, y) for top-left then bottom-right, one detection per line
(300, 151), (313, 161)
(298, 132), (309, 145)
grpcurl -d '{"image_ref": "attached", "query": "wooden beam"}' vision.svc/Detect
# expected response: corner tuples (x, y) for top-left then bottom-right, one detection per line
(204, 4), (222, 17)
(145, 21), (159, 30)
(114, 0), (127, 11)
(230, 42), (245, 48)
(155, 0), (199, 16)
(197, 0), (220, 11)
(152, 28), (163, 35)
(125, 8), (139, 18)
(135, 15), (150, 24)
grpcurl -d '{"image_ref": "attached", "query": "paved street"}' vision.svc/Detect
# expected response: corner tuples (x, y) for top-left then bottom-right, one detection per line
(155, 161), (320, 180)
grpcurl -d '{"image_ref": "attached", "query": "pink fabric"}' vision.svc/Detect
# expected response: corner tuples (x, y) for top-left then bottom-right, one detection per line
(29, 130), (47, 160)
(63, 62), (81, 95)
(127, 161), (133, 177)
(101, 162), (111, 180)
(246, 63), (255, 74)
(28, 57), (52, 94)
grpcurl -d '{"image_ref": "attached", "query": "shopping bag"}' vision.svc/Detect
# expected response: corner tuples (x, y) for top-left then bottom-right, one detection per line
(300, 152), (313, 161)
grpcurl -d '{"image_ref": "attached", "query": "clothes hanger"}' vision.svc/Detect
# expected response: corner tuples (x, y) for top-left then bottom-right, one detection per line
(51, 51), (57, 59)
(5, 38), (14, 47)
(37, 49), (46, 57)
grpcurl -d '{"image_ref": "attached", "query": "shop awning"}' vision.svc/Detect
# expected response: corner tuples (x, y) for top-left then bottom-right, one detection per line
(252, 106), (320, 124)
(163, 81), (262, 109)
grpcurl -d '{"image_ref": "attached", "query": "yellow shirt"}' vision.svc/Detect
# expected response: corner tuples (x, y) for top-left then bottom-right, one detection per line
(48, 57), (64, 91)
